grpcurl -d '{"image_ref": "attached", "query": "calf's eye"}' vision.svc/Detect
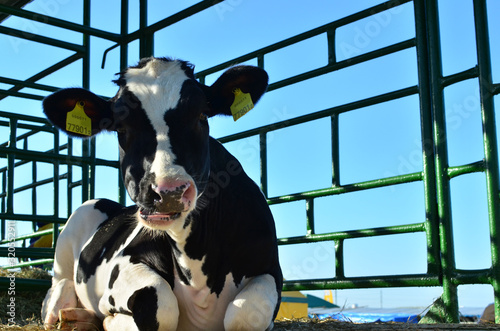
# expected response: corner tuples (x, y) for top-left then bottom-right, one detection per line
(199, 113), (208, 122)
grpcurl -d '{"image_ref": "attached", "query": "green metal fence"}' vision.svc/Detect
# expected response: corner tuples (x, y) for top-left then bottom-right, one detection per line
(1, 0), (499, 323)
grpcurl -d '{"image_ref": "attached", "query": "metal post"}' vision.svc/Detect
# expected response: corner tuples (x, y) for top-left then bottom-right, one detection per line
(473, 0), (500, 322)
(260, 132), (268, 197)
(139, 0), (154, 58)
(426, 0), (459, 322)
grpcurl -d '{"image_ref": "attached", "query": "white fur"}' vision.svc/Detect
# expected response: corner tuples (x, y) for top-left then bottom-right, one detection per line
(224, 274), (278, 331)
(125, 59), (190, 181)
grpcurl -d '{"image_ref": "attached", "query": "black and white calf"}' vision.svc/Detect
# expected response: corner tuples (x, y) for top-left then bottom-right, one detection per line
(41, 57), (282, 331)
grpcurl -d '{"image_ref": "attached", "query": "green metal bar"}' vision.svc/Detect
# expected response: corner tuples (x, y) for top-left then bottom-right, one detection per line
(0, 146), (120, 168)
(0, 213), (66, 224)
(268, 171), (423, 205)
(195, 0), (412, 79)
(0, 53), (82, 102)
(259, 132), (268, 197)
(442, 66), (479, 88)
(139, 0), (154, 58)
(0, 77), (59, 93)
(473, 0), (500, 323)
(0, 89), (45, 100)
(120, 0), (129, 71)
(424, 0), (459, 322)
(278, 222), (426, 245)
(53, 131), (60, 246)
(6, 119), (16, 215)
(2, 259), (54, 269)
(126, 0), (224, 44)
(327, 28), (336, 65)
(334, 239), (344, 279)
(305, 199), (314, 236)
(0, 277), (51, 292)
(331, 114), (340, 187)
(447, 160), (485, 179)
(0, 4), (121, 41)
(0, 247), (54, 258)
(31, 160), (36, 222)
(0, 25), (85, 53)
(0, 226), (63, 245)
(218, 86), (419, 144)
(283, 273), (440, 292)
(413, 0), (442, 279)
(1, 171), (6, 240)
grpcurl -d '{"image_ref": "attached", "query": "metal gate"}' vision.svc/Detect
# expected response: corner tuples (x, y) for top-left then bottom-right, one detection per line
(1, 0), (499, 323)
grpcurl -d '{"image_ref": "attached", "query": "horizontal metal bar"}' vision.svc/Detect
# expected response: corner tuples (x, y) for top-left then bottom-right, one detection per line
(0, 53), (82, 102)
(219, 86), (419, 143)
(0, 88), (45, 100)
(2, 259), (54, 269)
(126, 0), (223, 43)
(452, 268), (492, 285)
(278, 222), (426, 245)
(0, 276), (51, 291)
(0, 110), (51, 124)
(267, 39), (416, 92)
(0, 25), (85, 52)
(0, 146), (68, 172)
(11, 173), (68, 195)
(0, 76), (59, 93)
(283, 273), (441, 291)
(0, 4), (121, 41)
(0, 146), (119, 168)
(442, 66), (478, 87)
(267, 171), (423, 205)
(0, 227), (63, 245)
(0, 213), (66, 224)
(447, 160), (485, 178)
(0, 247), (54, 258)
(195, 0), (413, 79)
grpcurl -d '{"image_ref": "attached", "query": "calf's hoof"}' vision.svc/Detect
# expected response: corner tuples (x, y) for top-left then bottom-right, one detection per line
(57, 308), (103, 331)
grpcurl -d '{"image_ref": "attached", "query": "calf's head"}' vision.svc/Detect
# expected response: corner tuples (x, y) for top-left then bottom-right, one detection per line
(43, 57), (268, 230)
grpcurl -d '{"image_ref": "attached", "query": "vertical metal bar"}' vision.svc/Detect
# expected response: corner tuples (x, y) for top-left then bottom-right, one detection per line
(89, 138), (96, 200)
(82, 0), (91, 203)
(1, 171), (6, 240)
(120, 0), (129, 71)
(413, 0), (441, 277)
(32, 161), (37, 220)
(335, 239), (345, 279)
(327, 29), (336, 65)
(67, 138), (73, 215)
(473, 0), (500, 322)
(6, 119), (17, 216)
(139, 0), (154, 58)
(306, 198), (315, 235)
(260, 132), (268, 197)
(257, 54), (264, 69)
(53, 131), (60, 246)
(331, 114), (340, 187)
(425, 0), (459, 322)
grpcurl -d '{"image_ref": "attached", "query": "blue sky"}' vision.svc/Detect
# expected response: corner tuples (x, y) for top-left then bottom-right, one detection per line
(1, 0), (500, 310)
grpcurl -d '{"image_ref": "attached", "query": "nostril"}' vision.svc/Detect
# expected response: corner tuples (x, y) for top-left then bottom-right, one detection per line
(151, 180), (197, 213)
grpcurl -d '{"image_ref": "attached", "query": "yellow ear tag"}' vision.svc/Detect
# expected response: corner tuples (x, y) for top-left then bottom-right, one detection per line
(230, 88), (254, 121)
(66, 101), (91, 136)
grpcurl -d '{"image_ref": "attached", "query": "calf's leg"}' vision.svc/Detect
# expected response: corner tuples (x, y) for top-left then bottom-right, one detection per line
(224, 274), (279, 331)
(99, 263), (179, 331)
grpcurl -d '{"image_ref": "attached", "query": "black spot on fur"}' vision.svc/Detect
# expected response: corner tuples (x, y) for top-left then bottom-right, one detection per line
(128, 287), (159, 331)
(109, 265), (120, 289)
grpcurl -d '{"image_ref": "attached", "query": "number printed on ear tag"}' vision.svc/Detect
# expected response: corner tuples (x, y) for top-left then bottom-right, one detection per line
(230, 88), (254, 121)
(66, 101), (91, 136)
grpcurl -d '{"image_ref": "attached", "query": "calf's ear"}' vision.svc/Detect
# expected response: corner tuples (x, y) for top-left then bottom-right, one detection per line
(43, 88), (113, 138)
(205, 65), (268, 118)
